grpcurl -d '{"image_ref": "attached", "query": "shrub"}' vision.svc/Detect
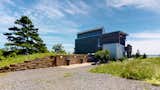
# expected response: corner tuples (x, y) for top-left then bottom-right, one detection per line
(110, 58), (116, 61)
(8, 52), (17, 57)
(95, 50), (110, 63)
(119, 57), (127, 62)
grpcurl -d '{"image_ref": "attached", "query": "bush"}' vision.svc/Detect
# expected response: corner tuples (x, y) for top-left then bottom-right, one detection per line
(119, 57), (127, 62)
(110, 58), (116, 61)
(95, 50), (110, 63)
(8, 52), (17, 57)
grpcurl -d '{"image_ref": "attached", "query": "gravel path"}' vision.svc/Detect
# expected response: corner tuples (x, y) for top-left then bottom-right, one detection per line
(0, 64), (159, 90)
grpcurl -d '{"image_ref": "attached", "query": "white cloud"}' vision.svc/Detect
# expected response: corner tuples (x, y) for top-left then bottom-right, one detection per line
(39, 26), (79, 52)
(107, 0), (160, 13)
(127, 31), (160, 55)
(0, 33), (7, 48)
(35, 0), (65, 19)
(62, 43), (74, 53)
(38, 26), (79, 35)
(0, 15), (15, 26)
(127, 40), (160, 55)
(64, 0), (90, 15)
(0, 0), (15, 9)
(41, 35), (75, 53)
(33, 0), (91, 19)
(0, 0), (83, 53)
(130, 31), (160, 39)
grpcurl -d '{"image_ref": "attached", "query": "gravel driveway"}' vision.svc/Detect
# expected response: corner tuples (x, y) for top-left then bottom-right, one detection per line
(0, 63), (159, 90)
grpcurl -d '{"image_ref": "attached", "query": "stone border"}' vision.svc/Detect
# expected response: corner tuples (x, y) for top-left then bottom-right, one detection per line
(0, 54), (88, 73)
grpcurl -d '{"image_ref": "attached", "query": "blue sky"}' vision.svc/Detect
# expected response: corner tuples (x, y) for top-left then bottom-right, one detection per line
(0, 0), (160, 55)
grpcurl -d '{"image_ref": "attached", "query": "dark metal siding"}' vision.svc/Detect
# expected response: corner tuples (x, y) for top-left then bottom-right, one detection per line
(101, 32), (126, 46)
(75, 36), (100, 54)
(77, 29), (103, 39)
(75, 30), (127, 54)
(101, 32), (119, 44)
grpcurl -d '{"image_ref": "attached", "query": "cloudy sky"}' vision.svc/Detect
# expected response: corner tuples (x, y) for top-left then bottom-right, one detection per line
(0, 0), (160, 55)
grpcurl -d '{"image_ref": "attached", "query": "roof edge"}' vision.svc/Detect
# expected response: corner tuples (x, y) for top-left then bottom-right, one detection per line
(77, 27), (104, 35)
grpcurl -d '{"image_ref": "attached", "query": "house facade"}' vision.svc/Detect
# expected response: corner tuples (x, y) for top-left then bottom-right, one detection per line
(75, 27), (131, 59)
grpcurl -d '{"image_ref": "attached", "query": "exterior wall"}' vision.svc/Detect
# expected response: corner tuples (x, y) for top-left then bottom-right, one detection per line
(102, 43), (125, 59)
(75, 28), (103, 54)
(116, 44), (125, 59)
(75, 36), (100, 54)
(102, 43), (117, 58)
(75, 29), (128, 59)
(101, 31), (127, 46)
(77, 29), (103, 39)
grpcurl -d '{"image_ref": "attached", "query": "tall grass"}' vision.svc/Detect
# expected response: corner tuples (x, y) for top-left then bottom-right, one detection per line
(0, 53), (54, 67)
(90, 57), (160, 85)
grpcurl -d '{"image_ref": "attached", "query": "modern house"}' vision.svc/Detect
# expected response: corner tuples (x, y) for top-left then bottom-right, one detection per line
(75, 27), (132, 59)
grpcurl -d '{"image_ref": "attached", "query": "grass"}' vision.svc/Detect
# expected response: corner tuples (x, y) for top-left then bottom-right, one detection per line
(0, 53), (55, 68)
(90, 57), (160, 86)
(63, 72), (73, 77)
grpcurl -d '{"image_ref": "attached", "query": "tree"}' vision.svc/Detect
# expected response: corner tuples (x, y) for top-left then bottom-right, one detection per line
(4, 16), (48, 54)
(135, 50), (140, 58)
(52, 43), (66, 54)
(95, 50), (110, 63)
(0, 49), (5, 60)
(142, 53), (147, 59)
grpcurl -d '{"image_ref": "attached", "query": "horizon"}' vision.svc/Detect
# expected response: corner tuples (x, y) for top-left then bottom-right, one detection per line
(0, 0), (160, 55)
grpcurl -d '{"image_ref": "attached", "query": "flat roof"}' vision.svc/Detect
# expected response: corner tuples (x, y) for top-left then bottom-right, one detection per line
(77, 27), (104, 35)
(103, 31), (128, 36)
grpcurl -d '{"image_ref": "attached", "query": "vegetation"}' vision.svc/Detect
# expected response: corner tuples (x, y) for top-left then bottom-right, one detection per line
(0, 16), (70, 68)
(0, 53), (54, 68)
(143, 53), (147, 59)
(135, 50), (141, 58)
(90, 57), (160, 86)
(4, 16), (48, 55)
(52, 43), (66, 54)
(63, 72), (73, 77)
(0, 49), (5, 60)
(0, 15), (75, 71)
(95, 50), (110, 63)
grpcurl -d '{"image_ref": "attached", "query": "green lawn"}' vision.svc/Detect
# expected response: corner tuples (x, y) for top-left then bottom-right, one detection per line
(0, 53), (55, 68)
(90, 57), (160, 86)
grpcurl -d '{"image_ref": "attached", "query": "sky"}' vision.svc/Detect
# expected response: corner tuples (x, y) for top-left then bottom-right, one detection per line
(0, 0), (160, 55)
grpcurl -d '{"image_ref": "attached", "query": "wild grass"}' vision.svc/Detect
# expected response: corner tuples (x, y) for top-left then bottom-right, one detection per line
(90, 57), (160, 86)
(0, 53), (54, 68)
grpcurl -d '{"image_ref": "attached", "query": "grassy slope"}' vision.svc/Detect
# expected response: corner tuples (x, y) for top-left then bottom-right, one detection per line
(90, 57), (160, 86)
(0, 53), (54, 68)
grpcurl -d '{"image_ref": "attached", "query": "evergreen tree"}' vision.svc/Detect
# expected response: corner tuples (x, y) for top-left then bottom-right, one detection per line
(135, 50), (140, 58)
(142, 53), (147, 59)
(4, 16), (48, 54)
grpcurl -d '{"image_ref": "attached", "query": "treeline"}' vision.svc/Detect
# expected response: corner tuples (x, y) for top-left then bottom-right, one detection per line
(0, 16), (66, 59)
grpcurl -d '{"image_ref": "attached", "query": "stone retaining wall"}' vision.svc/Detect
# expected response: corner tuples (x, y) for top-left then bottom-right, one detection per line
(0, 54), (88, 73)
